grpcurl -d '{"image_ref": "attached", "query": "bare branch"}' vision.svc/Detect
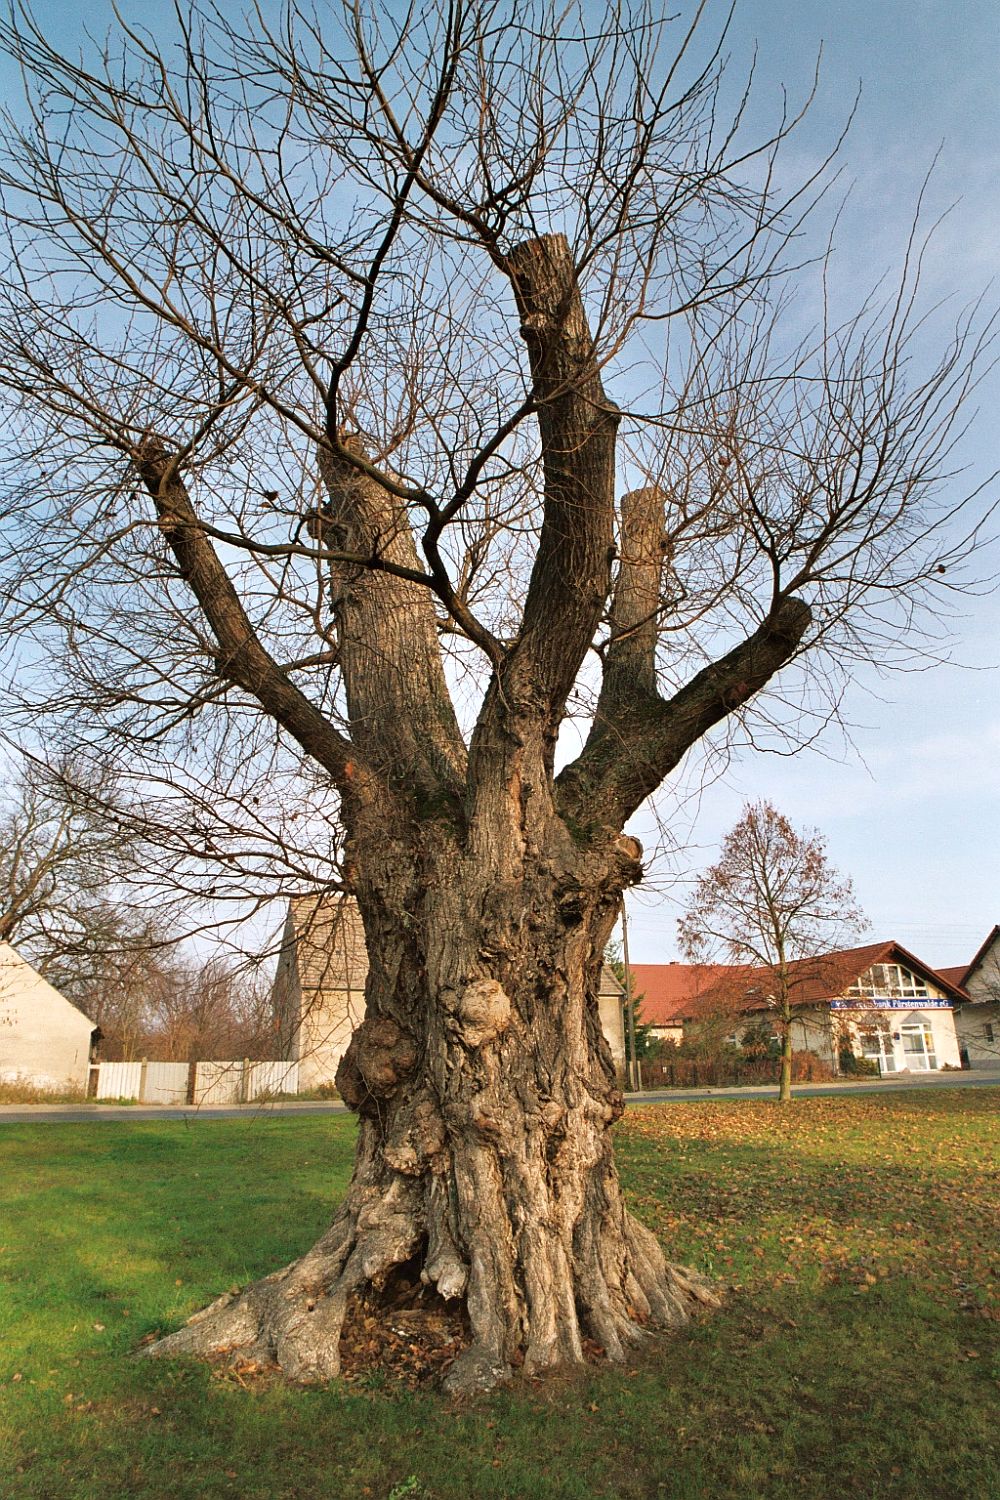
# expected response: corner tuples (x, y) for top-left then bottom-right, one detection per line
(136, 443), (359, 789)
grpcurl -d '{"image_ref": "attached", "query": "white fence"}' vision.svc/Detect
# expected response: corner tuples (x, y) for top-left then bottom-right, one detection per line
(145, 1061), (190, 1105)
(193, 1059), (300, 1105)
(94, 1060), (143, 1100)
(93, 1058), (300, 1105)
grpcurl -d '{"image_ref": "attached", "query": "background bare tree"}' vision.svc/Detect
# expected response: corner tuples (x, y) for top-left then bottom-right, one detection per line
(0, 1), (992, 1389)
(0, 750), (274, 1057)
(678, 800), (869, 1101)
(0, 751), (173, 1016)
(144, 955), (275, 1063)
(89, 948), (274, 1062)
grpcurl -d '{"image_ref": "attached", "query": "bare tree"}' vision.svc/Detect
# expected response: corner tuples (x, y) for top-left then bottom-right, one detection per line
(77, 940), (176, 1061)
(0, 752), (172, 1013)
(0, 2), (992, 1389)
(678, 800), (869, 1101)
(146, 954), (275, 1062)
(1, 756), (117, 948)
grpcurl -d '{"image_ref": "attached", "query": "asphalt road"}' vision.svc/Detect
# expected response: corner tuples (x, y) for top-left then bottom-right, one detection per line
(2, 1067), (998, 1123)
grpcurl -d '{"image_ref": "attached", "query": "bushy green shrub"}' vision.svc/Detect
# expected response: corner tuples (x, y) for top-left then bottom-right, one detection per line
(838, 1048), (881, 1076)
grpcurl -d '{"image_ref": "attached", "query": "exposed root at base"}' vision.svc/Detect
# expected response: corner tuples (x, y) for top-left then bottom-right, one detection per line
(142, 1235), (721, 1395)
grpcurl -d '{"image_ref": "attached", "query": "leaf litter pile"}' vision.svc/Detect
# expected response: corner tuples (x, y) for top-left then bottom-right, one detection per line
(338, 1274), (468, 1388)
(336, 1272), (608, 1387)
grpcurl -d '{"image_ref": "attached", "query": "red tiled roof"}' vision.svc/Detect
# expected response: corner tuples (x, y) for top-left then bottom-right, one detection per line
(934, 966), (970, 994)
(631, 941), (967, 1024)
(629, 962), (738, 1026)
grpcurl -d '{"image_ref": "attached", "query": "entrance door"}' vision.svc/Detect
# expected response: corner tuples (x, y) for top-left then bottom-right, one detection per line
(899, 1017), (936, 1071)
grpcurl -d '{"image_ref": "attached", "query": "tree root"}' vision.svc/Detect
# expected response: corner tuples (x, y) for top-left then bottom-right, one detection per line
(143, 1197), (720, 1393)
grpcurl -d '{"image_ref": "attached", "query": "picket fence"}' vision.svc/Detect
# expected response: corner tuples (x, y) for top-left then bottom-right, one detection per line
(93, 1058), (300, 1105)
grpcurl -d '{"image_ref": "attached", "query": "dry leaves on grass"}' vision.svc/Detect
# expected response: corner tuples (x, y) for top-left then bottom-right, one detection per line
(617, 1091), (999, 1322)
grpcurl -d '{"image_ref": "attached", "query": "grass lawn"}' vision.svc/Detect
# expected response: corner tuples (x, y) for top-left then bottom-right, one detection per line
(1, 1090), (997, 1500)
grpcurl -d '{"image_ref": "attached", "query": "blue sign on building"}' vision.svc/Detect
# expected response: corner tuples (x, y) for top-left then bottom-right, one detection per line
(829, 998), (951, 1010)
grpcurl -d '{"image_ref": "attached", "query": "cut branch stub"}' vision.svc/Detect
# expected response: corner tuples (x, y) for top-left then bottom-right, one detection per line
(499, 234), (620, 728)
(612, 833), (644, 887)
(557, 595), (813, 832)
(605, 486), (668, 701)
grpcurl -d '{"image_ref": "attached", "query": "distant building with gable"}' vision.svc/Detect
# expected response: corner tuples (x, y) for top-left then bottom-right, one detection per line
(270, 896), (369, 1091)
(939, 926), (1000, 1069)
(0, 942), (97, 1093)
(630, 940), (965, 1075)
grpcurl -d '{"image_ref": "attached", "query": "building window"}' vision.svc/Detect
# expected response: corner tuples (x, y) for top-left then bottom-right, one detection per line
(985, 1023), (996, 1044)
(847, 963), (929, 1000)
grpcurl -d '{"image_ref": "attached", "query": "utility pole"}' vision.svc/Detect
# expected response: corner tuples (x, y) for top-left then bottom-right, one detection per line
(621, 898), (641, 1093)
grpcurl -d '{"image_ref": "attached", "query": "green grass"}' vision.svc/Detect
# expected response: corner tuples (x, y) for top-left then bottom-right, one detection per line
(1, 1090), (998, 1499)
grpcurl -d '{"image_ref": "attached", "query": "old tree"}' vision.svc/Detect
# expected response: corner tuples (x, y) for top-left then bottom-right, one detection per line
(0, 3), (991, 1389)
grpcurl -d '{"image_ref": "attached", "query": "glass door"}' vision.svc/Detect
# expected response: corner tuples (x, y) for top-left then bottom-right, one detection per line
(900, 1019), (936, 1071)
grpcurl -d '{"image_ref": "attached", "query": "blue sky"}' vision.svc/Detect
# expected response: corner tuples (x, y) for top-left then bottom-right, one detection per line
(1, 2), (996, 969)
(620, 0), (1000, 966)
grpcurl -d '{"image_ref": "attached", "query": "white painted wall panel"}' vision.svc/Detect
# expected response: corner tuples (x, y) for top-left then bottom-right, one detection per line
(96, 1060), (142, 1099)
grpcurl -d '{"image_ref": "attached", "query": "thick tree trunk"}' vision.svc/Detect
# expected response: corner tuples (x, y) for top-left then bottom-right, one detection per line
(147, 835), (718, 1391)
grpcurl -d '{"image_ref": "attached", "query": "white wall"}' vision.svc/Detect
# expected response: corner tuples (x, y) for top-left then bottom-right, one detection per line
(0, 943), (94, 1092)
(957, 936), (1000, 1067)
(925, 1008), (963, 1069)
(789, 1008), (837, 1066)
(649, 1023), (684, 1046)
(835, 1005), (962, 1072)
(965, 936), (1000, 1000)
(953, 1002), (1000, 1068)
(598, 989), (625, 1065)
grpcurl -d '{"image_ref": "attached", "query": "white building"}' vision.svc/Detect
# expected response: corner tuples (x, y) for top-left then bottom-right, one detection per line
(940, 927), (1000, 1070)
(0, 942), (96, 1093)
(270, 896), (368, 1091)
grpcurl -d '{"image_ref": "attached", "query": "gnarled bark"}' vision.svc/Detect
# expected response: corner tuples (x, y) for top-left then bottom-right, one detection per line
(148, 830), (719, 1391)
(139, 228), (804, 1394)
